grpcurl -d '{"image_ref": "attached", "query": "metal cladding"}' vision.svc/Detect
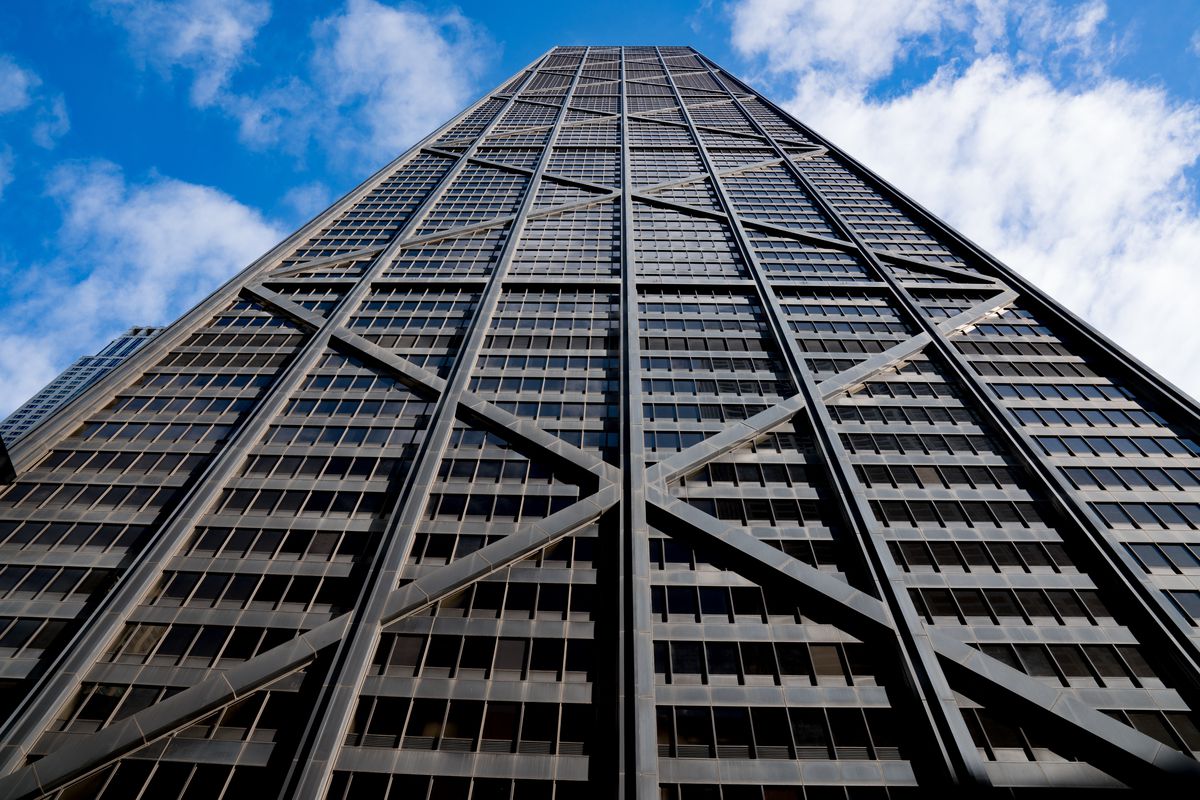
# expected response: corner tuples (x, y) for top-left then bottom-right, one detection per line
(0, 45), (1198, 799)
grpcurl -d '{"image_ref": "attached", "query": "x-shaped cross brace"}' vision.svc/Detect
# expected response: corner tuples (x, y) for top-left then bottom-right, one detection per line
(1, 257), (1194, 800)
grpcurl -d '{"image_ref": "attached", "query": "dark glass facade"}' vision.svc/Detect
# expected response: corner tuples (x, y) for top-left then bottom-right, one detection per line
(0, 45), (1198, 799)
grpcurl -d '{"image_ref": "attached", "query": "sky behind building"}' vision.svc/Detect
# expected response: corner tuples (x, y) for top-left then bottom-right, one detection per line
(0, 0), (1198, 416)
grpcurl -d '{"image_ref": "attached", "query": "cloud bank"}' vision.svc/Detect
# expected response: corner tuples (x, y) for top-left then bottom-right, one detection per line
(98, 0), (494, 164)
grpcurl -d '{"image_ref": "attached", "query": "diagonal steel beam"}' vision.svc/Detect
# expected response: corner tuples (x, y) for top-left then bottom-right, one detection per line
(310, 190), (619, 257)
(874, 250), (1001, 285)
(261, 184), (621, 284)
(265, 245), (389, 279)
(0, 44), (552, 785)
(241, 285), (618, 488)
(565, 107), (620, 120)
(693, 123), (773, 143)
(0, 629), (340, 800)
(929, 629), (1200, 790)
(632, 171), (712, 193)
(717, 55), (1200, 701)
(465, 155), (536, 177)
(658, 51), (988, 786)
(646, 394), (807, 486)
(625, 113), (691, 130)
(0, 483), (618, 800)
(1, 154), (464, 473)
(0, 141), (479, 776)
(814, 289), (1016, 398)
(645, 487), (1200, 789)
(645, 288), (1015, 487)
(645, 486), (892, 637)
(537, 173), (621, 194)
(737, 215), (871, 253)
(524, 190), (622, 217)
(379, 482), (619, 623)
(629, 190), (729, 222)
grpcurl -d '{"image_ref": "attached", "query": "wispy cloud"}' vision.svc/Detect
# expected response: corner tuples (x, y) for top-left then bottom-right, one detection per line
(0, 161), (282, 415)
(0, 56), (38, 114)
(95, 0), (494, 165)
(731, 0), (1114, 90)
(281, 180), (332, 224)
(729, 0), (1200, 397)
(0, 53), (71, 195)
(95, 0), (271, 107)
(0, 146), (14, 201)
(309, 0), (492, 161)
(31, 95), (70, 149)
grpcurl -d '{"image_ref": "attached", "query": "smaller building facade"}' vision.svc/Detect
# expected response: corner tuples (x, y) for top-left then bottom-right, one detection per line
(0, 327), (160, 443)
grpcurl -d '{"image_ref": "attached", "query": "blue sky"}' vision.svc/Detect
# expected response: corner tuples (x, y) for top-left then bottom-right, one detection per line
(1, 0), (1199, 415)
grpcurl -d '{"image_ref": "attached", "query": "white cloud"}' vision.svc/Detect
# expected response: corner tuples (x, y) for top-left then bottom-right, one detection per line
(730, 0), (1113, 91)
(0, 53), (69, 156)
(32, 95), (70, 149)
(0, 56), (38, 114)
(221, 77), (316, 152)
(0, 161), (282, 415)
(281, 181), (332, 223)
(731, 0), (955, 88)
(1191, 28), (1200, 57)
(0, 146), (14, 200)
(309, 0), (492, 161)
(94, 0), (493, 164)
(730, 0), (1200, 397)
(95, 0), (271, 107)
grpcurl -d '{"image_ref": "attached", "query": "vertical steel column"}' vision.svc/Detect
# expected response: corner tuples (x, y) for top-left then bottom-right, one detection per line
(655, 48), (990, 787)
(0, 53), (549, 775)
(702, 53), (1200, 703)
(617, 47), (662, 800)
(281, 49), (590, 799)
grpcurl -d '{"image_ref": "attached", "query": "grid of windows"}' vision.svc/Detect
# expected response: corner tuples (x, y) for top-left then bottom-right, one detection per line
(724, 165), (835, 236)
(282, 153), (457, 265)
(416, 164), (530, 234)
(476, 289), (620, 460)
(509, 202), (620, 276)
(640, 291), (795, 461)
(348, 287), (479, 376)
(633, 205), (746, 278)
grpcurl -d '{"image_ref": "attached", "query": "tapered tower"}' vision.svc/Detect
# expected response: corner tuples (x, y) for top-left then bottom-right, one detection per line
(0, 46), (1198, 799)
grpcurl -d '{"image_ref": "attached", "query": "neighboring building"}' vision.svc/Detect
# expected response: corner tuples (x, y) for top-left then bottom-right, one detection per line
(0, 327), (160, 444)
(0, 45), (1198, 799)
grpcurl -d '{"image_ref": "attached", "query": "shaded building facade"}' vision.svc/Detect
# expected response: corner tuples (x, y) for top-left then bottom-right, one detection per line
(0, 45), (1198, 799)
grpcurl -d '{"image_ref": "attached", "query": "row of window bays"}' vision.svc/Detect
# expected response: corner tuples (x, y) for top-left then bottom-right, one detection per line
(641, 547), (1192, 750)
(225, 282), (1191, 486)
(15, 393), (1183, 561)
(319, 285), (1195, 469)
(9, 307), (1197, 548)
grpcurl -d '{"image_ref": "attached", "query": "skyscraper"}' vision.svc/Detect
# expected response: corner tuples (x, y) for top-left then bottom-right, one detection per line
(0, 327), (161, 444)
(0, 43), (1197, 798)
